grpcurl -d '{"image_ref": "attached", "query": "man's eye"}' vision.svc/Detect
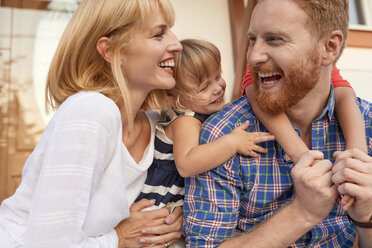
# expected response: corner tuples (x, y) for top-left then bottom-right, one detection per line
(267, 36), (283, 43)
(248, 37), (256, 45)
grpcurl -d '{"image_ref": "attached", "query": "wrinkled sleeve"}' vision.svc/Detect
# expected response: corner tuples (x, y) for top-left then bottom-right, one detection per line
(240, 64), (253, 96)
(24, 94), (124, 247)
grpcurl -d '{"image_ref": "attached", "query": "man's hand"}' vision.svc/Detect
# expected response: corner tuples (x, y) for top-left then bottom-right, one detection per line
(332, 149), (372, 223)
(291, 151), (338, 224)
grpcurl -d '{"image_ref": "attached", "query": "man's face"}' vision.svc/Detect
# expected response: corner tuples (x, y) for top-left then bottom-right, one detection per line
(247, 0), (322, 114)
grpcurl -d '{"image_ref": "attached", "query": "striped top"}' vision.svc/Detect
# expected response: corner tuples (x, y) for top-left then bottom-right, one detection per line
(135, 109), (208, 211)
(183, 87), (372, 247)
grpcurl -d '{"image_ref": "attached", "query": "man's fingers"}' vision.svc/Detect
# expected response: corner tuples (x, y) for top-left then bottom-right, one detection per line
(324, 170), (335, 187)
(310, 159), (333, 176)
(333, 150), (342, 160)
(350, 148), (372, 162)
(337, 183), (357, 198)
(333, 148), (372, 163)
(336, 182), (370, 200)
(332, 157), (369, 175)
(329, 184), (339, 200)
(333, 167), (372, 192)
(294, 150), (324, 170)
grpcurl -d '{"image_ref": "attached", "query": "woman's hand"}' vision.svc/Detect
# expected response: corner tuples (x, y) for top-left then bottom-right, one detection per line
(115, 199), (172, 247)
(140, 206), (183, 248)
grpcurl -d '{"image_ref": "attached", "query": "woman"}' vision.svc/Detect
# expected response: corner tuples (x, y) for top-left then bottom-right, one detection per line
(0, 0), (182, 247)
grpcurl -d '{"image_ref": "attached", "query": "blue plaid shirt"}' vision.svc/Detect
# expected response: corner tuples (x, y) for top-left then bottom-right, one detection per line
(183, 87), (372, 247)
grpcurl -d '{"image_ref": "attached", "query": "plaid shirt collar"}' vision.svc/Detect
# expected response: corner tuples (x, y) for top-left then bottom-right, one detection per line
(317, 83), (335, 122)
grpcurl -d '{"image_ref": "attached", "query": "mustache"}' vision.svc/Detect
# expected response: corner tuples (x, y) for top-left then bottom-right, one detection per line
(251, 64), (282, 75)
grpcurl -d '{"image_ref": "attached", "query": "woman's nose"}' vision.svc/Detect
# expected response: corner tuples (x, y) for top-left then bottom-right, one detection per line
(167, 30), (182, 53)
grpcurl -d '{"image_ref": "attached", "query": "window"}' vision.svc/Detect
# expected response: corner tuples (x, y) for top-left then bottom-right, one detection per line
(347, 0), (372, 48)
(0, 0), (78, 200)
(349, 0), (372, 29)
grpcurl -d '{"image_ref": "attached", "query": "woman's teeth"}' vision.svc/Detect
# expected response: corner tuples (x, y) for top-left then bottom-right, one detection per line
(158, 61), (175, 68)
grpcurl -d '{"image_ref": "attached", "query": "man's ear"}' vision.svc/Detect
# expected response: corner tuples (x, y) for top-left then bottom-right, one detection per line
(321, 30), (343, 66)
(96, 37), (113, 63)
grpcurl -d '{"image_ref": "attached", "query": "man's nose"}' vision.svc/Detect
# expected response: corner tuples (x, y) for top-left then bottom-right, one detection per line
(247, 40), (269, 67)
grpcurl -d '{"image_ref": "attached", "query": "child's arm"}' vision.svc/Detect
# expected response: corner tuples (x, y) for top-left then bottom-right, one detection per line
(171, 115), (275, 178)
(245, 84), (309, 163)
(333, 86), (367, 211)
(334, 86), (367, 153)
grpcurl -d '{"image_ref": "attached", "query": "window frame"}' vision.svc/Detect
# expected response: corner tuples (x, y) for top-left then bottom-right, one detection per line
(1, 0), (49, 10)
(347, 28), (372, 48)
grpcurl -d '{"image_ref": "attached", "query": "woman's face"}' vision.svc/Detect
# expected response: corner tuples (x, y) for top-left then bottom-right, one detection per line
(122, 12), (182, 94)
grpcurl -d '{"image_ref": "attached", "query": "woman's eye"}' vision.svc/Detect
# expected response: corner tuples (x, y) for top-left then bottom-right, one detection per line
(215, 74), (221, 81)
(153, 31), (164, 38)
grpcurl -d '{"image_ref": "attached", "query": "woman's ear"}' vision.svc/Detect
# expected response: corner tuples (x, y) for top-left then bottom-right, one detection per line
(96, 37), (113, 63)
(321, 30), (343, 66)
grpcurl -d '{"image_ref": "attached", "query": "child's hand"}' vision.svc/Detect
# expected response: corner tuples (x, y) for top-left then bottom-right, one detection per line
(340, 194), (355, 211)
(230, 121), (275, 158)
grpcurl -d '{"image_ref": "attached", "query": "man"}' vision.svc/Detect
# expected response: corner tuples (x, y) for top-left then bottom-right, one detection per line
(182, 0), (372, 247)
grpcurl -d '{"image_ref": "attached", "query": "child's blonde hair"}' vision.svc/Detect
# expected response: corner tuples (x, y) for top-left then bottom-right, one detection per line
(172, 39), (221, 111)
(46, 0), (175, 130)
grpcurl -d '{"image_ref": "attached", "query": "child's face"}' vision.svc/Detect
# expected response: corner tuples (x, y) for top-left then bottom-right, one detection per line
(180, 69), (226, 115)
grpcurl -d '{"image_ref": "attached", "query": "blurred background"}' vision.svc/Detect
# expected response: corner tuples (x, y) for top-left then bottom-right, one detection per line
(1, 0), (371, 202)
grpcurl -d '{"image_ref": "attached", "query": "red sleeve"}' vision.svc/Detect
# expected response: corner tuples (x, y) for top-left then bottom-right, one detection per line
(331, 66), (352, 88)
(241, 64), (253, 96)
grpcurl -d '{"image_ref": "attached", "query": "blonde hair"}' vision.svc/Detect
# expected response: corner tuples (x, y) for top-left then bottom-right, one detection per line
(46, 0), (175, 130)
(172, 39), (221, 111)
(295, 0), (349, 60)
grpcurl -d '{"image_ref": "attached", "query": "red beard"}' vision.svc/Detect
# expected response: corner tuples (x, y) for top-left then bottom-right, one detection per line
(251, 49), (321, 114)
